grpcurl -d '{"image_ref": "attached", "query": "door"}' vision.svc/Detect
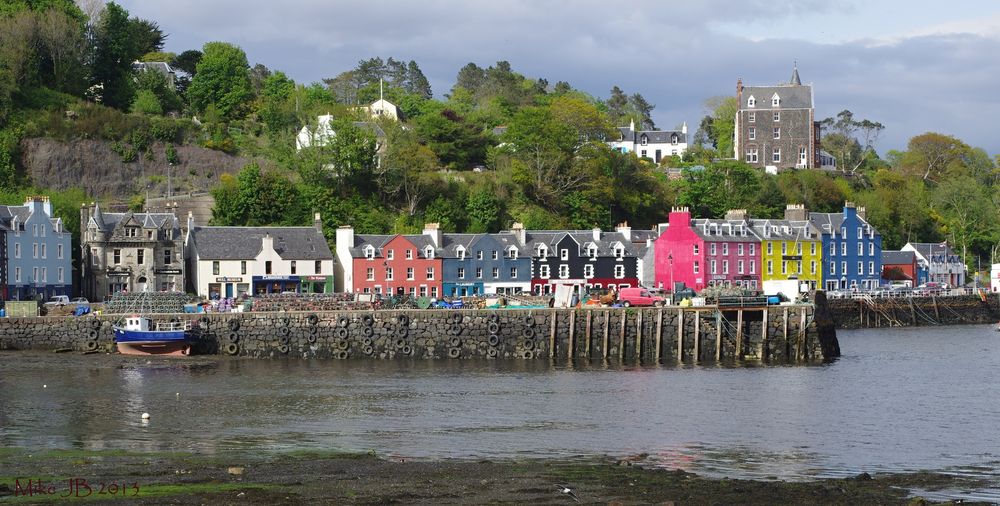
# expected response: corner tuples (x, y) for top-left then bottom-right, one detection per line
(225, 283), (234, 298)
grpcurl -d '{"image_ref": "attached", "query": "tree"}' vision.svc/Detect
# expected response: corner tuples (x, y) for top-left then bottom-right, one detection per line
(899, 132), (967, 181)
(172, 49), (202, 75)
(133, 65), (181, 112)
(606, 86), (627, 124)
(466, 188), (504, 232)
(819, 110), (885, 173)
(187, 41), (254, 120)
(381, 127), (439, 215)
(89, 2), (161, 109)
(628, 92), (655, 129)
(932, 175), (997, 266)
(414, 103), (488, 169)
(706, 96), (737, 158)
(211, 164), (305, 226)
(37, 8), (87, 95)
(453, 62), (485, 95)
(130, 89), (161, 115)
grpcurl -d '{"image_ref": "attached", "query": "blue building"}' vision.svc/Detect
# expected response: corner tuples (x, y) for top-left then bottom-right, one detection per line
(425, 224), (532, 297)
(0, 197), (73, 300)
(809, 202), (882, 291)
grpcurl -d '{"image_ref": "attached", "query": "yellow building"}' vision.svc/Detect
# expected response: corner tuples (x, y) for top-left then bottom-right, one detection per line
(750, 217), (823, 289)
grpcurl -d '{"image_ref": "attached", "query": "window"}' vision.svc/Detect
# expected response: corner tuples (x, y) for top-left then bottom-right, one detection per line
(671, 135), (678, 145)
(693, 244), (699, 255)
(869, 261), (875, 275)
(771, 94), (780, 107)
(857, 227), (863, 239)
(291, 261), (297, 274)
(747, 96), (756, 107)
(584, 264), (594, 278)
(612, 265), (624, 279)
(14, 243), (19, 258)
(830, 261), (836, 274)
(767, 260), (773, 275)
(315, 260), (322, 274)
(711, 260), (717, 274)
(32, 244), (37, 258)
(614, 245), (624, 259)
(723, 260), (729, 274)
(811, 261), (816, 274)
(781, 261), (787, 274)
(857, 261), (863, 275)
(841, 242), (847, 256)
(766, 242), (773, 255)
(772, 147), (781, 162)
(41, 267), (46, 282)
(476, 267), (483, 279)
(489, 267), (497, 279)
(420, 286), (427, 297)
(426, 267), (434, 280)
(811, 243), (816, 255)
(587, 246), (597, 258)
(40, 244), (46, 258)
(748, 127), (756, 140)
(830, 243), (836, 256)
(458, 267), (465, 279)
(424, 247), (434, 259)
(560, 249), (569, 260)
(508, 248), (518, 259)
(781, 242), (787, 255)
(387, 249), (394, 260)
(510, 267), (518, 278)
(558, 265), (568, 278)
(722, 244), (728, 255)
(799, 147), (807, 165)
(266, 261), (272, 274)
(113, 249), (121, 264)
(431, 287), (438, 297)
(796, 243), (802, 255)
(58, 267), (64, 283)
(406, 267), (414, 280)
(693, 261), (700, 274)
(749, 111), (755, 122)
(858, 243), (864, 256)
(476, 250), (483, 260)
(745, 146), (758, 163)
(773, 127), (780, 140)
(640, 149), (646, 158)
(136, 249), (143, 265)
(869, 243), (874, 256)
(841, 226), (847, 237)
(540, 265), (551, 279)
(738, 244), (744, 256)
(749, 244), (755, 255)
(750, 261), (755, 274)
(32, 267), (37, 282)
(364, 247), (375, 259)
(57, 244), (63, 259)
(841, 261), (847, 275)
(492, 251), (498, 260)
(212, 261), (220, 275)
(773, 111), (780, 122)
(710, 243), (716, 255)
(404, 249), (412, 260)
(738, 260), (745, 274)
(386, 267), (393, 280)
(14, 267), (20, 283)
(366, 268), (374, 281)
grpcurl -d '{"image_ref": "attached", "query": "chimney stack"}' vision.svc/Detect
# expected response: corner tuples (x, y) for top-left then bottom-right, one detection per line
(784, 203), (808, 221)
(857, 206), (867, 221)
(422, 222), (442, 247)
(592, 226), (601, 241)
(313, 212), (323, 233)
(725, 209), (747, 221)
(615, 221), (631, 241)
(510, 222), (526, 245)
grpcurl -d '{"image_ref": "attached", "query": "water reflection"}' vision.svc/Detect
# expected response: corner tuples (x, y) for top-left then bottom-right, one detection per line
(0, 324), (998, 495)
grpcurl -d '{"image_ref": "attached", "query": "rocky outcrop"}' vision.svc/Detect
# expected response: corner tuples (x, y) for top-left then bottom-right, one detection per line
(19, 137), (252, 199)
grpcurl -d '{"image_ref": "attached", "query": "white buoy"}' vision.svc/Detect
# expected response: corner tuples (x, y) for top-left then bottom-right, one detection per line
(141, 412), (150, 420)
(43, 385), (47, 388)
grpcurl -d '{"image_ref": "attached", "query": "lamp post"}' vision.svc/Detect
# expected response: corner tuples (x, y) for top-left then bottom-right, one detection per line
(668, 253), (674, 294)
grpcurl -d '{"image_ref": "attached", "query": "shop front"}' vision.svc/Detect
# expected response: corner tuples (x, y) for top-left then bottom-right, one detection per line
(155, 268), (183, 292)
(209, 276), (250, 300)
(300, 275), (333, 294)
(251, 275), (301, 295)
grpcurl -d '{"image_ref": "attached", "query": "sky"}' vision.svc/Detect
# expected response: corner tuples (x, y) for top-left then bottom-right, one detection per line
(116, 0), (1000, 155)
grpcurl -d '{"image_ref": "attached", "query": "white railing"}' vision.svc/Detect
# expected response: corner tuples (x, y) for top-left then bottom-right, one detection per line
(825, 287), (982, 300)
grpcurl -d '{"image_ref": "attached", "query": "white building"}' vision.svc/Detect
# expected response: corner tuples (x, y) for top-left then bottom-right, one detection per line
(901, 242), (967, 288)
(185, 213), (334, 299)
(989, 263), (999, 292)
(608, 120), (688, 164)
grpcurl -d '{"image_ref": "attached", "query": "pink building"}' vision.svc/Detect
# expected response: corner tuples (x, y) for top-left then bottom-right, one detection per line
(654, 208), (762, 292)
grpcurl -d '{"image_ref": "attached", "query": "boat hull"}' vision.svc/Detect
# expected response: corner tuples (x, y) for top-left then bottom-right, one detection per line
(113, 328), (192, 356)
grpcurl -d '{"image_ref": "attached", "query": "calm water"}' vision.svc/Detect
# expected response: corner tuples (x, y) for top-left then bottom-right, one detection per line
(1, 324), (999, 498)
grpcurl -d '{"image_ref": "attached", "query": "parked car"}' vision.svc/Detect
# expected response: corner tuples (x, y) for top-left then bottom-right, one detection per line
(71, 297), (90, 306)
(618, 287), (665, 307)
(43, 295), (70, 307)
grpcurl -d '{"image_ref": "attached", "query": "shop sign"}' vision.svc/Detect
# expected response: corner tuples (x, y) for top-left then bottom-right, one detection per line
(106, 270), (130, 277)
(303, 276), (327, 281)
(216, 277), (243, 282)
(156, 268), (183, 275)
(781, 255), (802, 261)
(257, 275), (300, 281)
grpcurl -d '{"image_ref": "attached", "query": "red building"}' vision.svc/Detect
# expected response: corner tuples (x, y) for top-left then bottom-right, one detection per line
(337, 230), (443, 297)
(654, 207), (705, 291)
(881, 250), (918, 286)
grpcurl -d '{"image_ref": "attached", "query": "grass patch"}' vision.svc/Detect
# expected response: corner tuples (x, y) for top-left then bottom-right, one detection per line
(278, 449), (376, 460)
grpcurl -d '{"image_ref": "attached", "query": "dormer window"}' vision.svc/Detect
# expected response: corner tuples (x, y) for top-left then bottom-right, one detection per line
(614, 245), (624, 258)
(364, 246), (375, 259)
(640, 135), (648, 146)
(537, 245), (547, 258)
(771, 93), (780, 107)
(587, 246), (597, 258)
(424, 246), (434, 259)
(457, 246), (465, 260)
(508, 247), (518, 259)
(747, 95), (756, 108)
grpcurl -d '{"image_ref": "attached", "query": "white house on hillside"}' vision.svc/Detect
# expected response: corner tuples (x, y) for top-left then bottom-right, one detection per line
(608, 120), (688, 164)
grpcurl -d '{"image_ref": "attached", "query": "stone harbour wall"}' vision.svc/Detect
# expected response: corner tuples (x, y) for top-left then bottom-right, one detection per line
(827, 294), (1000, 330)
(0, 304), (835, 363)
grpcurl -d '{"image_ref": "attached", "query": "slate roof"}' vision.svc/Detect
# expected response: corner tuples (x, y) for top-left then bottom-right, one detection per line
(906, 242), (958, 258)
(523, 230), (638, 258)
(92, 211), (179, 232)
(190, 226), (332, 260)
(749, 219), (819, 241)
(690, 219), (760, 242)
(0, 204), (60, 230)
(882, 250), (916, 265)
(616, 127), (687, 144)
(807, 212), (845, 234)
(741, 84), (813, 109)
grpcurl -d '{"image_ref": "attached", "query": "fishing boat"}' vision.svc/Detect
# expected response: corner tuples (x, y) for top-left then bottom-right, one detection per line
(113, 315), (193, 356)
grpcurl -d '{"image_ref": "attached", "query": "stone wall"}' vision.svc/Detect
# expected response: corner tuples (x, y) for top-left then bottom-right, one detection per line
(827, 294), (1000, 330)
(0, 304), (833, 363)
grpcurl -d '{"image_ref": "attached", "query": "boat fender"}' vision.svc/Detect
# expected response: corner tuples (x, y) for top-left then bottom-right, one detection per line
(84, 340), (98, 352)
(228, 319), (241, 331)
(523, 315), (535, 327)
(487, 334), (500, 347)
(522, 350), (534, 359)
(400, 345), (412, 355)
(308, 325), (319, 335)
(335, 327), (348, 339)
(277, 344), (289, 355)
(395, 338), (407, 349)
(278, 326), (291, 337)
(200, 316), (210, 326)
(449, 336), (461, 347)
(522, 339), (535, 351)
(337, 350), (349, 360)
(90, 319), (102, 330)
(448, 347), (461, 359)
(488, 314), (500, 324)
(337, 316), (350, 328)
(362, 345), (374, 355)
(452, 313), (464, 325)
(397, 315), (409, 327)
(449, 324), (462, 336)
(280, 316), (291, 327)
(227, 331), (239, 343)
(487, 347), (498, 358)
(336, 339), (349, 350)
(306, 334), (317, 344)
(224, 342), (239, 355)
(487, 322), (500, 334)
(362, 326), (374, 338)
(278, 335), (290, 346)
(396, 325), (408, 337)
(522, 327), (536, 339)
(87, 329), (99, 340)
(362, 314), (375, 327)
(362, 337), (373, 347)
(306, 314), (319, 326)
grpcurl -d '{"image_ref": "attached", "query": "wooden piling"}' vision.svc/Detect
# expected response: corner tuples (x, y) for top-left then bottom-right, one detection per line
(549, 310), (557, 359)
(677, 309), (684, 361)
(602, 311), (610, 360)
(932, 295), (940, 320)
(655, 308), (663, 363)
(568, 310), (575, 361)
(715, 311), (722, 361)
(761, 308), (768, 360)
(585, 310), (592, 359)
(619, 310), (626, 360)
(798, 310), (807, 361)
(693, 310), (700, 363)
(635, 310), (643, 362)
(736, 309), (743, 359)
(783, 307), (789, 357)
(909, 297), (916, 325)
